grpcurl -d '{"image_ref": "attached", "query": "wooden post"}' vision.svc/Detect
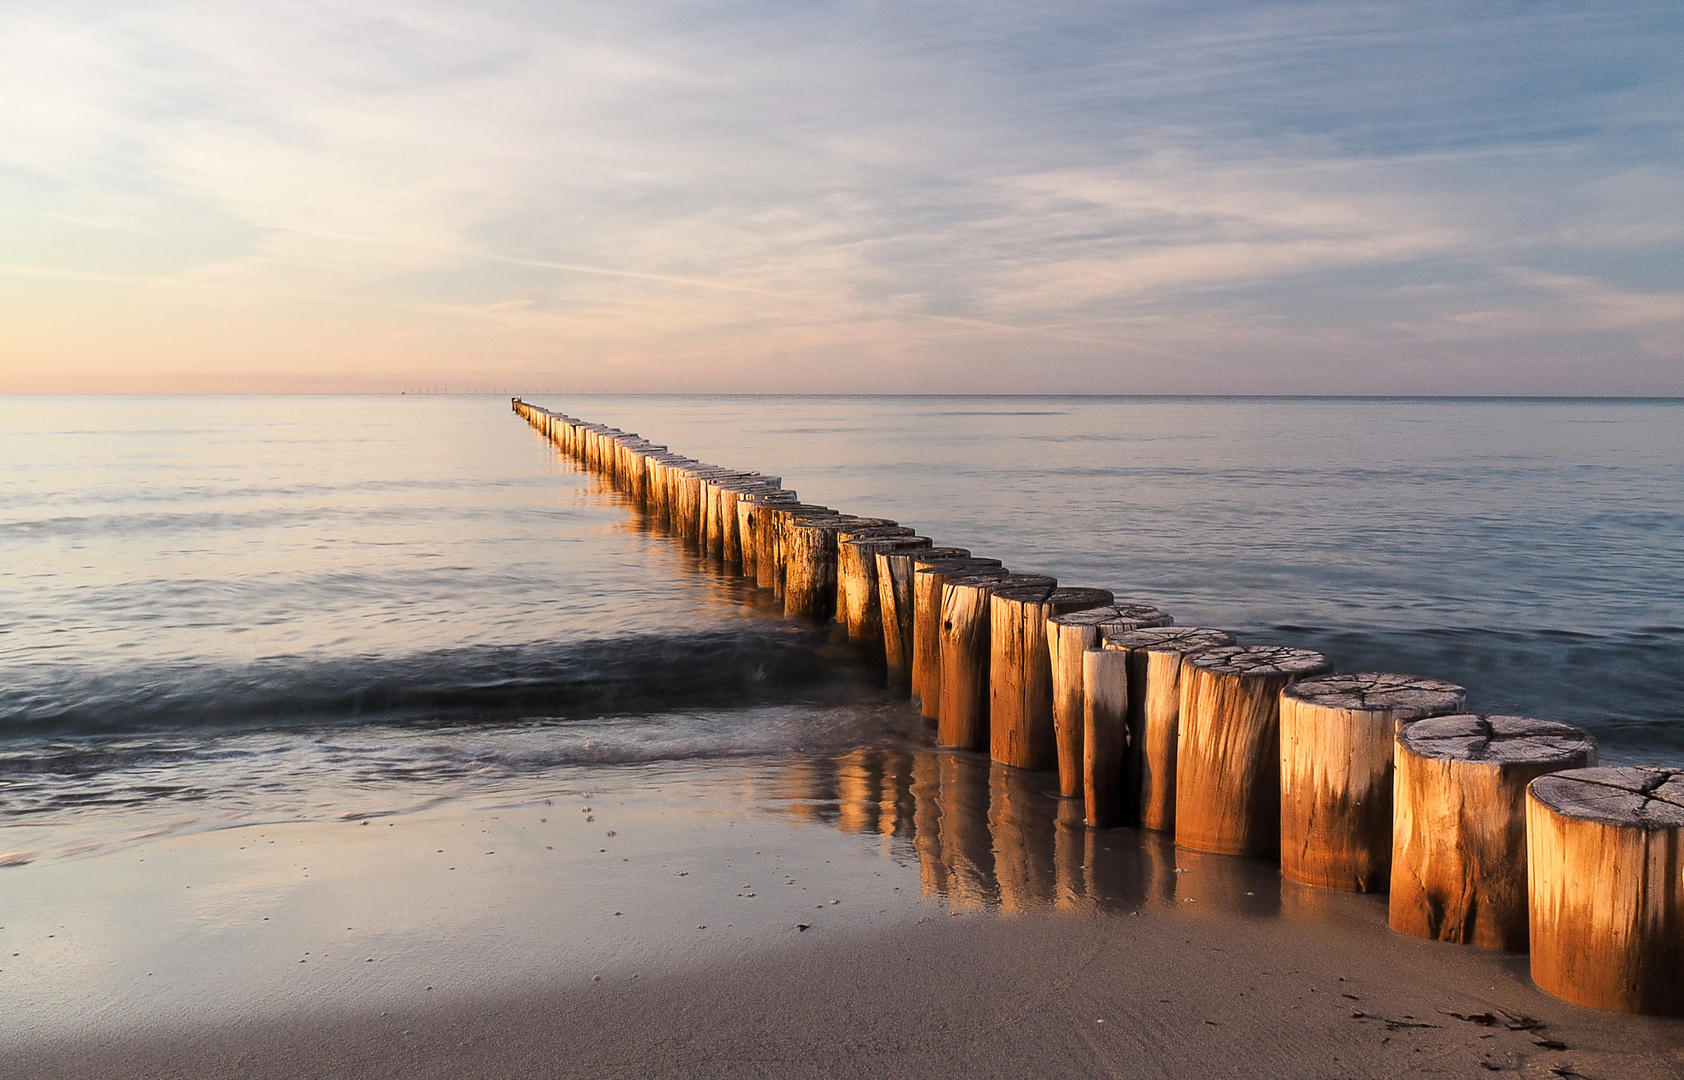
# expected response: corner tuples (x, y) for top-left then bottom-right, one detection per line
(628, 443), (660, 509)
(765, 504), (832, 595)
(832, 523), (914, 624)
(1047, 604), (1173, 798)
(1528, 767), (1684, 1015)
(1093, 627), (1236, 831)
(704, 479), (725, 555)
(877, 547), (970, 690)
(838, 536), (930, 648)
(723, 481), (781, 568)
(717, 482), (744, 563)
(1175, 644), (1330, 858)
(739, 489), (795, 581)
(1082, 647), (1131, 828)
(782, 515), (846, 618)
(989, 586), (1112, 771)
(1279, 672), (1466, 893)
(675, 472), (703, 545)
(1390, 714), (1597, 951)
(780, 516), (898, 618)
(912, 557), (1004, 718)
(699, 472), (759, 557)
(937, 574), (1055, 751)
(645, 457), (668, 522)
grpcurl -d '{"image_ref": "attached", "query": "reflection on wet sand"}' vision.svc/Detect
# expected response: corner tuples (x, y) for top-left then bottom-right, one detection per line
(575, 456), (1305, 925)
(761, 745), (1299, 921)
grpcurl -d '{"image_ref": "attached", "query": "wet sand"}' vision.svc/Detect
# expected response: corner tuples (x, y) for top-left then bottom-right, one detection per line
(3, 748), (1681, 1079)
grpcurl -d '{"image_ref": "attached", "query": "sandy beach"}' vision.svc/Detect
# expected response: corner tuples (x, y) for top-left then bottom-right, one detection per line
(4, 747), (1680, 1079)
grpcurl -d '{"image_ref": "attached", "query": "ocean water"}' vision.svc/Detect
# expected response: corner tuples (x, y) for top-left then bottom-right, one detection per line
(2, 395), (1681, 851)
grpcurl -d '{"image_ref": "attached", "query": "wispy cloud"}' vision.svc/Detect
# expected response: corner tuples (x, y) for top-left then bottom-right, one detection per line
(1, 0), (1681, 392)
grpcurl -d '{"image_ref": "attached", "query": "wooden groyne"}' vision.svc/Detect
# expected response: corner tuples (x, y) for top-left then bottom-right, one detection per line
(512, 398), (1682, 1016)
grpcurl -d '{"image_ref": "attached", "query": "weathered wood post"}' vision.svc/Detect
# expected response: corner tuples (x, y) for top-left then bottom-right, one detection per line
(644, 457), (668, 522)
(782, 516), (899, 618)
(912, 557), (1004, 718)
(739, 488), (795, 581)
(628, 442), (659, 509)
(1047, 605), (1173, 798)
(833, 523), (916, 624)
(782, 515), (846, 617)
(764, 504), (832, 595)
(990, 586), (1112, 771)
(876, 547), (970, 690)
(1527, 766), (1684, 1014)
(1279, 673), (1466, 892)
(1095, 626), (1236, 831)
(1175, 644), (1330, 858)
(937, 573), (1054, 751)
(1094, 626), (1238, 831)
(838, 535), (929, 647)
(703, 478), (725, 555)
(701, 472), (756, 556)
(675, 471), (705, 545)
(1389, 714), (1596, 950)
(1081, 647), (1131, 828)
(733, 489), (759, 573)
(720, 480), (777, 567)
(716, 481), (743, 563)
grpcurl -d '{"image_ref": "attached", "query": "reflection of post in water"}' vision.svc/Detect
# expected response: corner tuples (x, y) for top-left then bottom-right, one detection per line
(1140, 829), (1182, 910)
(833, 749), (919, 855)
(936, 753), (997, 909)
(615, 510), (784, 619)
(835, 748), (878, 835)
(1052, 796), (1092, 910)
(771, 757), (840, 826)
(910, 751), (947, 898)
(1278, 876), (1356, 929)
(876, 749), (917, 846)
(989, 763), (1057, 913)
(1151, 845), (1283, 920)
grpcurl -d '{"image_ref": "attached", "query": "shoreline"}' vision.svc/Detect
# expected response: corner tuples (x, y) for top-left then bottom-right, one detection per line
(5, 748), (1682, 1077)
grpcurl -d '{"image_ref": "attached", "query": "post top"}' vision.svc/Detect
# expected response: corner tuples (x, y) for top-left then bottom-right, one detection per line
(1051, 603), (1171, 630)
(1283, 672), (1466, 716)
(841, 535), (931, 552)
(983, 574), (1058, 598)
(1530, 766), (1684, 829)
(1102, 626), (1234, 654)
(1185, 643), (1328, 677)
(943, 571), (1013, 591)
(916, 559), (1005, 576)
(886, 545), (970, 563)
(1400, 714), (1596, 765)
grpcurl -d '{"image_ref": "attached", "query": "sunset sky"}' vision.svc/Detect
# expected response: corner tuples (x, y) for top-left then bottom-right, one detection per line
(2, 1), (1680, 394)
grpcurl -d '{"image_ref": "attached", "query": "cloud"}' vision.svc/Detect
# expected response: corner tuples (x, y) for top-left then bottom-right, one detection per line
(0, 0), (1681, 392)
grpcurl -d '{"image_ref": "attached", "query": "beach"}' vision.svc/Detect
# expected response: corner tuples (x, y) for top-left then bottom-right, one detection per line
(5, 748), (1683, 1078)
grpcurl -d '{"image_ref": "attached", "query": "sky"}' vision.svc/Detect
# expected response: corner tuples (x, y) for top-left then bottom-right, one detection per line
(1, 1), (1681, 394)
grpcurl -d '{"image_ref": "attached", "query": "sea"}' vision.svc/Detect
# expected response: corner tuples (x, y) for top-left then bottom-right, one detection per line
(3, 395), (1682, 857)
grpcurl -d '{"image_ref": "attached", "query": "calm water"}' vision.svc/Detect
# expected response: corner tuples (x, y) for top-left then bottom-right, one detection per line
(2, 395), (1681, 843)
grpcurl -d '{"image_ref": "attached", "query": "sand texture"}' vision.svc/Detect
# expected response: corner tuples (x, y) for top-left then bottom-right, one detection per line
(3, 750), (1681, 1079)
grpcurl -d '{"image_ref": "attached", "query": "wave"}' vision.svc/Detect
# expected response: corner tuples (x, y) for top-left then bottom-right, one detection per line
(0, 628), (881, 741)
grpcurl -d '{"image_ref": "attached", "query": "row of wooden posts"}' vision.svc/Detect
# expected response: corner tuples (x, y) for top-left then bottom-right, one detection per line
(513, 399), (1683, 1017)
